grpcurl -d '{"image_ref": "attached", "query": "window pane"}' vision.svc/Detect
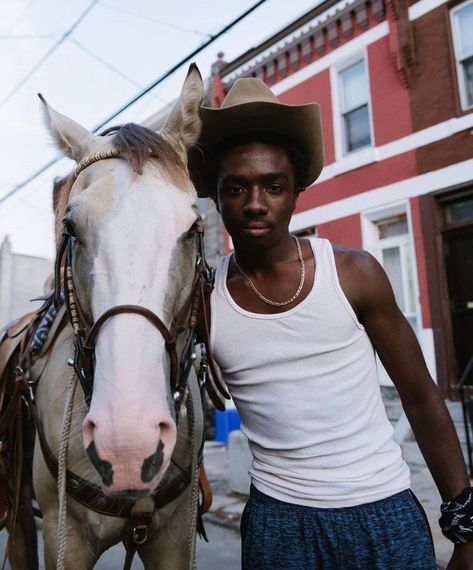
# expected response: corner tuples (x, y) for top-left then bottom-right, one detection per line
(382, 247), (406, 311)
(377, 215), (408, 239)
(464, 56), (473, 105)
(344, 105), (371, 151)
(446, 196), (473, 223)
(340, 60), (369, 113)
(457, 3), (473, 58)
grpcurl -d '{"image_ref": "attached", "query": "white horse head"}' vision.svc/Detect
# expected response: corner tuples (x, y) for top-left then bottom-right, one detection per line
(40, 65), (204, 495)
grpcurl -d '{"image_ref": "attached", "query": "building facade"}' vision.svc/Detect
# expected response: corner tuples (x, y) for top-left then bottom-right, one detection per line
(207, 0), (473, 398)
(0, 236), (53, 329)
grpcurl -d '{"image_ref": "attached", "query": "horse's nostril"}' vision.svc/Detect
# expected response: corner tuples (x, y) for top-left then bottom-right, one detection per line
(86, 441), (114, 487)
(141, 440), (165, 483)
(83, 417), (96, 447)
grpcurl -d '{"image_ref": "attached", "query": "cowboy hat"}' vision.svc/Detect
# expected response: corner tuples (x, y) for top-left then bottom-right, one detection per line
(189, 77), (324, 197)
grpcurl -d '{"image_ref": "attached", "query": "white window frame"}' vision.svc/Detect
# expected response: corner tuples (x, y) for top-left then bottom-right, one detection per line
(450, 0), (473, 111)
(330, 50), (375, 161)
(361, 201), (423, 385)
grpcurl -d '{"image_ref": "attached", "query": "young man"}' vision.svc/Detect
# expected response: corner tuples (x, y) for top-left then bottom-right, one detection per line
(190, 79), (473, 569)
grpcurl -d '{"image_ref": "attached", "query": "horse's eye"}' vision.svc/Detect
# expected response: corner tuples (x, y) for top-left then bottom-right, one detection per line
(63, 219), (76, 238)
(186, 217), (202, 239)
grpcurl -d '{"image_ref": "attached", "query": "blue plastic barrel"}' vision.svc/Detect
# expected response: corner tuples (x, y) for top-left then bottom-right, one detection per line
(214, 409), (241, 444)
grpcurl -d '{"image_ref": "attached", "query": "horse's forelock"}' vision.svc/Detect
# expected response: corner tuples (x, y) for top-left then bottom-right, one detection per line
(109, 123), (188, 187)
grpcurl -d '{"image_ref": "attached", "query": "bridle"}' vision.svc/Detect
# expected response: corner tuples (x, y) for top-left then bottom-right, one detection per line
(53, 147), (229, 415)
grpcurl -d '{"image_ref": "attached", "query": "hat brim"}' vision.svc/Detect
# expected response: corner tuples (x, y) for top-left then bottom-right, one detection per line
(188, 101), (324, 198)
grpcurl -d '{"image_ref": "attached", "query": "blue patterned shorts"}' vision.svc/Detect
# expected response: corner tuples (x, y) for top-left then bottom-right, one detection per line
(241, 486), (436, 569)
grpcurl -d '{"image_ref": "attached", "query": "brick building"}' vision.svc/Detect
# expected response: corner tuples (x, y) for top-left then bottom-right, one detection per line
(206, 0), (473, 398)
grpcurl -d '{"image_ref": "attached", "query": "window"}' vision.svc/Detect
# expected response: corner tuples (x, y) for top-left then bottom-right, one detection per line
(445, 195), (473, 224)
(363, 210), (419, 334)
(362, 207), (421, 386)
(451, 0), (473, 109)
(376, 215), (417, 332)
(339, 59), (372, 153)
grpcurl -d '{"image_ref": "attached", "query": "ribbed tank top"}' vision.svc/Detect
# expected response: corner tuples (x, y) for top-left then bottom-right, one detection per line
(210, 237), (410, 508)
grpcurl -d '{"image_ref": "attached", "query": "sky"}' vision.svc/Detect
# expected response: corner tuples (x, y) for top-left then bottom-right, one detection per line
(0, 0), (316, 260)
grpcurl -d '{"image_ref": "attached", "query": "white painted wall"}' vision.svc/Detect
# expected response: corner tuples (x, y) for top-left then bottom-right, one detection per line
(0, 236), (53, 328)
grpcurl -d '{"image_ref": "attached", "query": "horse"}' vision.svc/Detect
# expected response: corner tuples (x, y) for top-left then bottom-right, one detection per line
(3, 64), (226, 570)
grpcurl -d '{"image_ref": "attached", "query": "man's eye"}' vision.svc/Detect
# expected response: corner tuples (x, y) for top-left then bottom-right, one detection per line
(227, 186), (245, 195)
(267, 184), (282, 194)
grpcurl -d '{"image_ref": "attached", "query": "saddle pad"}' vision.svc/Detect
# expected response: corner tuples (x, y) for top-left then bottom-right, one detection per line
(0, 311), (38, 382)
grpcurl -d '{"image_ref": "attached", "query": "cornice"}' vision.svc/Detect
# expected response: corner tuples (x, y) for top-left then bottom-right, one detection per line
(220, 0), (385, 86)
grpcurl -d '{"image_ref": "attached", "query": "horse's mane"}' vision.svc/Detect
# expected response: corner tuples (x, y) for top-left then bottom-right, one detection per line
(53, 123), (189, 250)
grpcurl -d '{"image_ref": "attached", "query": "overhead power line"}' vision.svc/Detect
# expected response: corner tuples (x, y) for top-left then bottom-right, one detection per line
(0, 33), (58, 40)
(0, 0), (100, 110)
(92, 0), (267, 131)
(0, 0), (40, 49)
(69, 37), (167, 102)
(0, 0), (268, 207)
(100, 2), (209, 37)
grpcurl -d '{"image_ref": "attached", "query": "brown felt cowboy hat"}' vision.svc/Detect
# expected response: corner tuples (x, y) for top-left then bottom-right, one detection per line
(189, 78), (324, 197)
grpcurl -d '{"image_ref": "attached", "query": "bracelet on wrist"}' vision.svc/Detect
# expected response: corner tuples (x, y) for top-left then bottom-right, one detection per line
(439, 487), (473, 544)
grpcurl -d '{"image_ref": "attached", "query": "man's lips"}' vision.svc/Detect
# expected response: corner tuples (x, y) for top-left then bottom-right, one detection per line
(241, 224), (270, 236)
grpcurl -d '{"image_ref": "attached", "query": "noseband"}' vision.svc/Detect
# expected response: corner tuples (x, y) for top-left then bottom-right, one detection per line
(54, 147), (229, 413)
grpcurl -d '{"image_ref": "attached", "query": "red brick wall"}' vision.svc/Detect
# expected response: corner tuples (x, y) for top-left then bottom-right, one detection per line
(296, 150), (417, 212)
(416, 130), (473, 174)
(317, 214), (363, 249)
(279, 69), (335, 165)
(409, 6), (457, 131)
(368, 36), (413, 145)
(410, 196), (432, 328)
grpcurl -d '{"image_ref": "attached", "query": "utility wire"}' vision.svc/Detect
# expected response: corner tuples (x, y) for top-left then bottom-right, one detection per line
(0, 0), (100, 110)
(92, 0), (267, 131)
(100, 2), (209, 37)
(0, 33), (58, 40)
(0, 0), (268, 207)
(0, 0), (40, 49)
(69, 37), (167, 102)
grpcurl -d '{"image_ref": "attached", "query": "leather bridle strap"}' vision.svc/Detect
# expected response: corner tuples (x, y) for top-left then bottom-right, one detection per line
(83, 304), (181, 403)
(85, 305), (175, 349)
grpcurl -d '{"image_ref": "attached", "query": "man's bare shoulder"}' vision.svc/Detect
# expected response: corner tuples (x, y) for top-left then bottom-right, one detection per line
(330, 243), (392, 312)
(331, 243), (381, 275)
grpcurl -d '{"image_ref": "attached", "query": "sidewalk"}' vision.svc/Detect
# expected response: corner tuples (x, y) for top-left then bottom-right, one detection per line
(203, 441), (454, 569)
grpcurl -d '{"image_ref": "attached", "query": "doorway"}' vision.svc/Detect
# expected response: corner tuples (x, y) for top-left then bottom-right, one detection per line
(443, 199), (473, 384)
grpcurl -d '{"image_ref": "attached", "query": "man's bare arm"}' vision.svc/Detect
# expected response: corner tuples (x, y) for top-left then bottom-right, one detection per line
(336, 247), (468, 500)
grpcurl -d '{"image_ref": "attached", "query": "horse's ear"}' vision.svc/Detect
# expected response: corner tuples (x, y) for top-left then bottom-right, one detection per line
(161, 64), (203, 153)
(38, 94), (96, 161)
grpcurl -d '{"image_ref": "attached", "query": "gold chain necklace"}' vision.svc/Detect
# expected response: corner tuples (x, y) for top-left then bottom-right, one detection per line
(233, 235), (305, 307)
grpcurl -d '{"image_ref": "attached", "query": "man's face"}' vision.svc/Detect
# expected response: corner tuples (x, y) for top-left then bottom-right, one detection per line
(216, 142), (298, 250)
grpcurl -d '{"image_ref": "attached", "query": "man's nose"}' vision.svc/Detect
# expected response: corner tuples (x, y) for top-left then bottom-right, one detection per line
(243, 188), (268, 216)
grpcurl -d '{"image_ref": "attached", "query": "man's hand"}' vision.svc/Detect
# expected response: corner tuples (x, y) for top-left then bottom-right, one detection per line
(447, 543), (473, 569)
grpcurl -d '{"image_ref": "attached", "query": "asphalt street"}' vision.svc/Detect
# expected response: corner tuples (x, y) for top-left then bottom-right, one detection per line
(0, 520), (241, 569)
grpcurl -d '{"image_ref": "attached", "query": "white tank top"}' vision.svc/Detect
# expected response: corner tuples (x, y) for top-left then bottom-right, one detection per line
(210, 237), (410, 508)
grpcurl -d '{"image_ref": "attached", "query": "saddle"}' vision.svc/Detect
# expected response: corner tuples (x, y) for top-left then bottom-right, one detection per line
(0, 300), (67, 567)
